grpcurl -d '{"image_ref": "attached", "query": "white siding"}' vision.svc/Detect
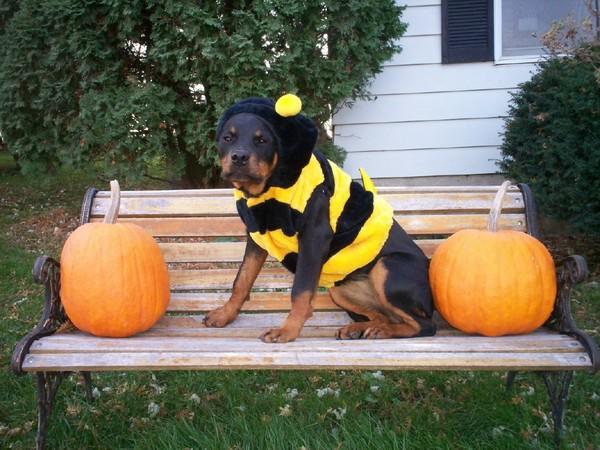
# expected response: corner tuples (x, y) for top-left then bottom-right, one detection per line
(336, 118), (504, 152)
(333, 0), (538, 179)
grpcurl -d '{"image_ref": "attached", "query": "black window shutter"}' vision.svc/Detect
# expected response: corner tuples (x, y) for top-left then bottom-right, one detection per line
(442, 0), (494, 64)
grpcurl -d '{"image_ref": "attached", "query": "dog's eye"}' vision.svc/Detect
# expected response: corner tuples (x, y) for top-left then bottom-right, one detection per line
(223, 135), (232, 143)
(255, 136), (267, 144)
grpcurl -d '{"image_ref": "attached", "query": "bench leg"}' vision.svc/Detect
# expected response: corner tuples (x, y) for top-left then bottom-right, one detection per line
(81, 371), (94, 402)
(505, 371), (518, 390)
(538, 370), (573, 448)
(36, 371), (68, 450)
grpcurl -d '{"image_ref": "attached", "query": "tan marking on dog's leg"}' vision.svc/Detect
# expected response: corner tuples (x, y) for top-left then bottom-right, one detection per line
(203, 242), (267, 328)
(260, 290), (313, 343)
(329, 285), (387, 321)
(368, 260), (422, 337)
(329, 285), (392, 340)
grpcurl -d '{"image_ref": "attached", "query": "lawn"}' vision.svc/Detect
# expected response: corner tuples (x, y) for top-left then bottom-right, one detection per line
(1, 152), (599, 449)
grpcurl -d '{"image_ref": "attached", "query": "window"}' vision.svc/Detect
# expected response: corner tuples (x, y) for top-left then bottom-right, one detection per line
(497, 0), (589, 60)
(442, 0), (591, 64)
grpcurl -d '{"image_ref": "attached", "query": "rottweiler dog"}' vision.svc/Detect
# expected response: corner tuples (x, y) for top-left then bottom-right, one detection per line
(202, 96), (435, 343)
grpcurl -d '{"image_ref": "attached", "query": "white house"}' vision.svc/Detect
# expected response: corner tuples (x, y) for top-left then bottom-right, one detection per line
(333, 0), (590, 184)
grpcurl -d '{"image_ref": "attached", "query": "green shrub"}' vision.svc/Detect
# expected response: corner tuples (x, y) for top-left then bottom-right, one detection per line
(500, 43), (600, 233)
(0, 0), (404, 186)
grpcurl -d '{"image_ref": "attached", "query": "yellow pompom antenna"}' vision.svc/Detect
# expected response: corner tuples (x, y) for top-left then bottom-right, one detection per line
(359, 168), (377, 195)
(275, 93), (302, 117)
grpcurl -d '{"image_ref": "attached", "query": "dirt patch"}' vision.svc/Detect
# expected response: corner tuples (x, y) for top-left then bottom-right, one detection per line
(543, 233), (600, 279)
(6, 207), (80, 255)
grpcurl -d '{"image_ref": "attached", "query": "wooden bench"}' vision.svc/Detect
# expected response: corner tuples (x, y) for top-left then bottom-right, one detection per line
(12, 184), (599, 449)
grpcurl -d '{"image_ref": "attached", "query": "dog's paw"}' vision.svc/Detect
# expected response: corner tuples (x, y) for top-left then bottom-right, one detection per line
(363, 325), (393, 339)
(260, 327), (299, 343)
(202, 306), (237, 328)
(336, 323), (368, 340)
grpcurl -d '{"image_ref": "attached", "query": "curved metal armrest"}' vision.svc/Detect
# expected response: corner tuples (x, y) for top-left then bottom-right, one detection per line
(11, 256), (67, 375)
(548, 255), (599, 374)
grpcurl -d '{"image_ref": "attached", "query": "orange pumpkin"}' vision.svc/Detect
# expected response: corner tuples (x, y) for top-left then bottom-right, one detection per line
(429, 182), (556, 337)
(60, 180), (170, 337)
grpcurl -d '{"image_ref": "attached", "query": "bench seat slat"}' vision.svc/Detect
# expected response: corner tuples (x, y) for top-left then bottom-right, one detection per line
(141, 324), (468, 339)
(29, 333), (585, 354)
(138, 326), (344, 338)
(92, 213), (527, 237)
(91, 191), (525, 217)
(105, 326), (568, 339)
(167, 292), (337, 312)
(155, 312), (352, 329)
(22, 350), (592, 372)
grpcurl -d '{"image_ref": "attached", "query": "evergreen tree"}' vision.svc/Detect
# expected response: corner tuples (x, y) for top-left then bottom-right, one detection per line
(0, 0), (405, 186)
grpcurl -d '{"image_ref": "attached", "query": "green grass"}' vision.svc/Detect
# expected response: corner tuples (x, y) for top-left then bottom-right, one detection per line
(1, 159), (599, 449)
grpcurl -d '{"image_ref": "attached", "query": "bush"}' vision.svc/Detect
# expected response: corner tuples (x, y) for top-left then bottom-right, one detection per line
(0, 0), (405, 186)
(499, 43), (600, 233)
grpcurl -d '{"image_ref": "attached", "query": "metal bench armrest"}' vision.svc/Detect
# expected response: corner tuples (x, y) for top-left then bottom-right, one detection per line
(548, 254), (599, 374)
(11, 256), (67, 375)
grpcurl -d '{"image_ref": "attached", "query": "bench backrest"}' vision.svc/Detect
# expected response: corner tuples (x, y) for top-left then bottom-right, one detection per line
(83, 185), (533, 315)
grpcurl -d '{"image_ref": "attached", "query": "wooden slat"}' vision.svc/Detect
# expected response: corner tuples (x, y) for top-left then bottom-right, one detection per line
(22, 351), (592, 372)
(94, 189), (234, 198)
(383, 192), (523, 213)
(167, 291), (337, 312)
(115, 326), (541, 339)
(91, 189), (525, 217)
(160, 242), (250, 263)
(154, 312), (352, 329)
(30, 333), (585, 354)
(91, 196), (237, 217)
(139, 326), (344, 338)
(395, 213), (526, 234)
(160, 239), (443, 263)
(95, 213), (527, 237)
(169, 268), (292, 291)
(94, 216), (247, 237)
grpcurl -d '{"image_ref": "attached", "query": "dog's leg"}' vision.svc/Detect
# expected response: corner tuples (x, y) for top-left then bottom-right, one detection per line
(203, 236), (267, 327)
(260, 290), (315, 343)
(329, 284), (393, 339)
(332, 257), (433, 339)
(261, 188), (333, 343)
(367, 257), (435, 338)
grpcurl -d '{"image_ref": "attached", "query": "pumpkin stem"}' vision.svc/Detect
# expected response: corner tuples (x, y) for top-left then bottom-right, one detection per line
(103, 180), (121, 224)
(488, 180), (511, 232)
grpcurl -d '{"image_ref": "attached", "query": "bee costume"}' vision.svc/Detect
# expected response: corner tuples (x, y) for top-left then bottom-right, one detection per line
(216, 94), (396, 288)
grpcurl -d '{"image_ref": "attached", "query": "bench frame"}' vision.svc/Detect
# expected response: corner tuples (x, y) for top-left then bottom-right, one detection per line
(11, 183), (599, 450)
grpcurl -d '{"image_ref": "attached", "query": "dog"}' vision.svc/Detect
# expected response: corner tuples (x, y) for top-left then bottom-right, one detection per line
(202, 96), (435, 343)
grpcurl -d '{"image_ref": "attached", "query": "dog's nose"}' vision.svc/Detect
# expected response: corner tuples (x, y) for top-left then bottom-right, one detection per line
(231, 151), (249, 166)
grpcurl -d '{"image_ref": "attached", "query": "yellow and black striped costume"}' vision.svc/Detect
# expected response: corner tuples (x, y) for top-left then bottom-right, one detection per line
(235, 152), (394, 287)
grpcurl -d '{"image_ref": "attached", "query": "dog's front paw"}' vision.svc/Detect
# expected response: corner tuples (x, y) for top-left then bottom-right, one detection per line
(202, 306), (238, 328)
(260, 327), (299, 343)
